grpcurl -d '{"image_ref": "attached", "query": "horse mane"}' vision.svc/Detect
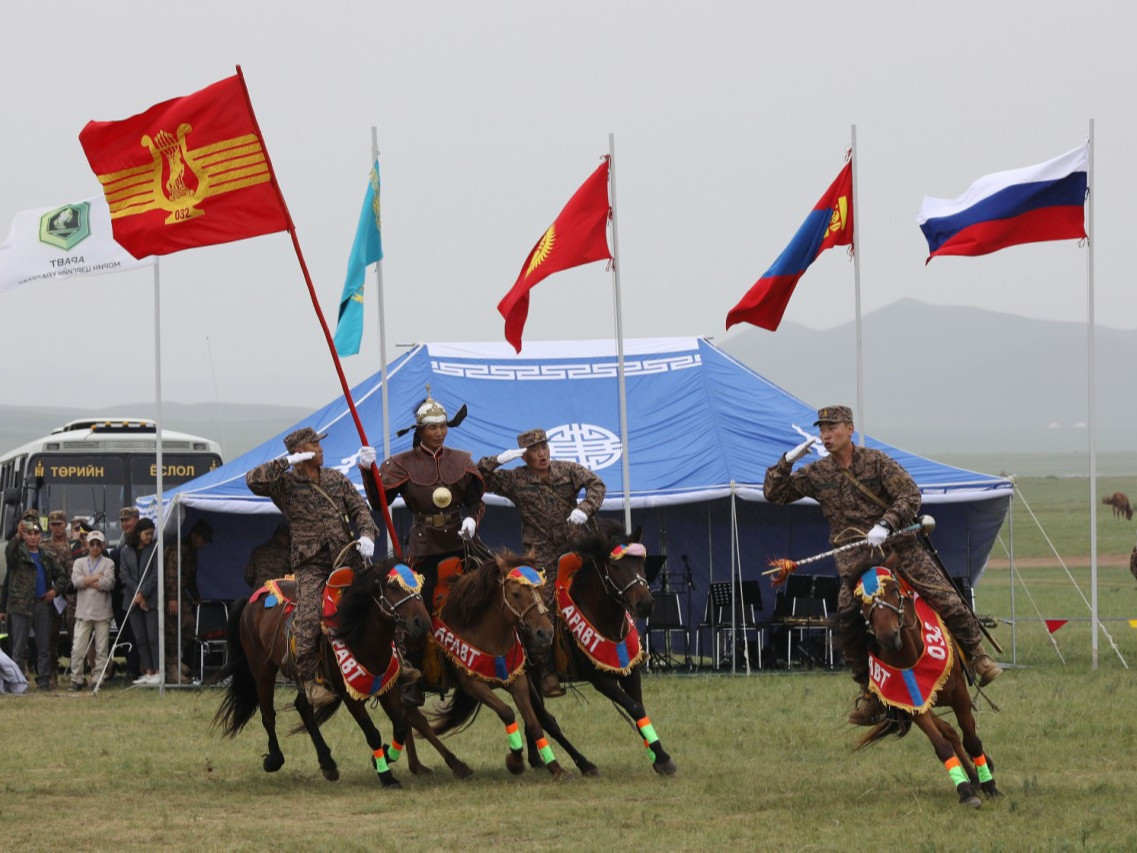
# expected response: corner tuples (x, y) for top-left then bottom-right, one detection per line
(331, 560), (395, 648)
(575, 517), (624, 564)
(444, 550), (529, 631)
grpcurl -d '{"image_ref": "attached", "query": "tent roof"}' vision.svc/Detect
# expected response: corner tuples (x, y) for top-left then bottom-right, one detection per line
(149, 337), (1011, 514)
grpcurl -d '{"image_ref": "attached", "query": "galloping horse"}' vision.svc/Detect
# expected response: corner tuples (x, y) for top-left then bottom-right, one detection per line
(1103, 492), (1133, 521)
(212, 556), (431, 787)
(428, 552), (568, 779)
(854, 565), (1000, 807)
(526, 520), (677, 776)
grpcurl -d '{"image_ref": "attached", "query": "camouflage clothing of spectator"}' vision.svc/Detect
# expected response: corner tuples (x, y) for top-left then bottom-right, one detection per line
(478, 456), (605, 607)
(244, 524), (292, 590)
(2, 531), (67, 689)
(246, 455), (377, 684)
(163, 542), (200, 681)
(41, 520), (74, 687)
(764, 445), (986, 686)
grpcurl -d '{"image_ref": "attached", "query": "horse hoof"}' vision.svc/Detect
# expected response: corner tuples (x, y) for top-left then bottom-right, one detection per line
(961, 796), (982, 809)
(379, 773), (402, 789)
(410, 763), (433, 776)
(652, 758), (678, 776)
(322, 766), (340, 782)
(452, 762), (474, 780)
(549, 763), (570, 781)
(262, 753), (284, 773)
(983, 784), (1002, 798)
(581, 765), (601, 778)
(506, 753), (525, 776)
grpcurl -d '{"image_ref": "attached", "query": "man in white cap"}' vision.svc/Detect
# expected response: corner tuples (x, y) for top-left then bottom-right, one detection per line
(69, 529), (115, 690)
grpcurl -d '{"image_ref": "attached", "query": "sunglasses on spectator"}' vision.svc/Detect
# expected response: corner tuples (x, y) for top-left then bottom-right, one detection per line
(89, 540), (104, 547)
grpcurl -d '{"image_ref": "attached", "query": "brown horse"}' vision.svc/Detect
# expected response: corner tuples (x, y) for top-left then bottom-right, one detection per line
(1103, 492), (1133, 520)
(428, 551), (567, 779)
(526, 520), (677, 776)
(212, 557), (433, 787)
(853, 565), (1000, 807)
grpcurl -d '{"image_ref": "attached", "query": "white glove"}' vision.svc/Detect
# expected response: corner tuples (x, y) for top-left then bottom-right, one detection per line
(865, 523), (890, 547)
(285, 451), (315, 466)
(496, 447), (525, 465)
(358, 446), (377, 468)
(459, 517), (477, 540)
(567, 508), (588, 525)
(785, 438), (816, 463)
(357, 536), (375, 559)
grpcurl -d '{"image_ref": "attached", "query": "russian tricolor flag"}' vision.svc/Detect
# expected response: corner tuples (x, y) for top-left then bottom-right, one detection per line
(726, 160), (853, 332)
(918, 143), (1087, 262)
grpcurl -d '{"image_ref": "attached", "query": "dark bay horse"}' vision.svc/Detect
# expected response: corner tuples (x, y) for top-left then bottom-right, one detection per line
(854, 566), (1000, 807)
(526, 521), (676, 776)
(212, 557), (432, 787)
(428, 552), (568, 779)
(1103, 492), (1133, 521)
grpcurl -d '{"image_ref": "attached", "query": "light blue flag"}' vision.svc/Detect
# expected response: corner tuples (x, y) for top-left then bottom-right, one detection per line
(333, 160), (384, 356)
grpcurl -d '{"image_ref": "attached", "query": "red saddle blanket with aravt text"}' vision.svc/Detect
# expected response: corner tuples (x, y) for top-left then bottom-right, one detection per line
(554, 553), (643, 675)
(867, 594), (955, 715)
(430, 615), (527, 685)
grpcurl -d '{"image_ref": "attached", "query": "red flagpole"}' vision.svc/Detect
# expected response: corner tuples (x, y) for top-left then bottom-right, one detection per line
(234, 65), (402, 558)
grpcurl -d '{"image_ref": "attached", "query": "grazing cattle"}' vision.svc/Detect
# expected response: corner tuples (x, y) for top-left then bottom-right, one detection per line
(1102, 492), (1133, 521)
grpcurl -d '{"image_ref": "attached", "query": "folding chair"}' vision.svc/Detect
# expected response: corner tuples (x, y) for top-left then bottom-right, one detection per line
(773, 574), (835, 669)
(196, 601), (230, 677)
(695, 580), (764, 670)
(644, 592), (684, 670)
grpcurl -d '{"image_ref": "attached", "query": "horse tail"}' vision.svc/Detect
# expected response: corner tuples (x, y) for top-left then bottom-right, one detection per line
(212, 598), (260, 737)
(430, 685), (481, 736)
(853, 716), (912, 750)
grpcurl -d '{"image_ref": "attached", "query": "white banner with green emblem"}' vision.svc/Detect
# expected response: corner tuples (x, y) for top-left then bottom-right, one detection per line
(0, 195), (153, 295)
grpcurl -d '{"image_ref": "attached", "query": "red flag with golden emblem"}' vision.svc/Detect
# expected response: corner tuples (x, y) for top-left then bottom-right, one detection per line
(78, 73), (291, 259)
(498, 159), (612, 352)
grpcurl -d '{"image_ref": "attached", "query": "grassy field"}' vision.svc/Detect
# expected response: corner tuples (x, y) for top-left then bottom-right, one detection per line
(3, 473), (1136, 850)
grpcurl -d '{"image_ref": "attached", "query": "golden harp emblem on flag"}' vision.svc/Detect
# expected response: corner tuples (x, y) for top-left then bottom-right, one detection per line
(525, 224), (556, 279)
(96, 123), (273, 225)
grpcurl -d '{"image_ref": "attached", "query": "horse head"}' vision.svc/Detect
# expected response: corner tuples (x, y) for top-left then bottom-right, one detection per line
(856, 566), (910, 652)
(582, 520), (654, 619)
(495, 553), (554, 652)
(377, 560), (431, 638)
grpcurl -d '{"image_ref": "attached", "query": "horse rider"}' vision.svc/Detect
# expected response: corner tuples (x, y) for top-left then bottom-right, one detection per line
(359, 389), (484, 705)
(477, 428), (606, 696)
(246, 427), (378, 708)
(763, 405), (1002, 726)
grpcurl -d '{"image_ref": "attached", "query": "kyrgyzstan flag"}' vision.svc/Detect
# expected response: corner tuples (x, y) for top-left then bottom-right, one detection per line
(498, 159), (612, 352)
(78, 72), (291, 259)
(726, 160), (853, 332)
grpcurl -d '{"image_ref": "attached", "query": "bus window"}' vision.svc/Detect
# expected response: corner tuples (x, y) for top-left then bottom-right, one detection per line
(25, 454), (125, 535)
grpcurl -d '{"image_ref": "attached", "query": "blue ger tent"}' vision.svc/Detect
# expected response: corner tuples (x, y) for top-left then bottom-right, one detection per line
(150, 337), (1011, 658)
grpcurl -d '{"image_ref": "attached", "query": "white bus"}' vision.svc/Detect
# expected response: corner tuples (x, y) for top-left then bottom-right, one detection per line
(1, 418), (222, 574)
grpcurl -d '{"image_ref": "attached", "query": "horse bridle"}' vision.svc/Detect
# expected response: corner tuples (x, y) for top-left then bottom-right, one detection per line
(373, 581), (423, 626)
(498, 576), (548, 623)
(597, 552), (649, 605)
(864, 581), (909, 633)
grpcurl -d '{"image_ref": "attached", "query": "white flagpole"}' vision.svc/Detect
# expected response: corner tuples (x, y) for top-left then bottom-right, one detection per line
(153, 256), (166, 692)
(851, 124), (866, 446)
(608, 133), (633, 534)
(372, 127), (391, 465)
(1087, 119), (1098, 669)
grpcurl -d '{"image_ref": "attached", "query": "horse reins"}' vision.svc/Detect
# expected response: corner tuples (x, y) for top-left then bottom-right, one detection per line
(498, 576), (547, 622)
(864, 582), (909, 633)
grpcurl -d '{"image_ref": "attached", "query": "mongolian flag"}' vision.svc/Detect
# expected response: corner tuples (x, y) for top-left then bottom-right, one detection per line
(78, 72), (291, 259)
(918, 143), (1087, 262)
(498, 159), (612, 353)
(726, 160), (853, 332)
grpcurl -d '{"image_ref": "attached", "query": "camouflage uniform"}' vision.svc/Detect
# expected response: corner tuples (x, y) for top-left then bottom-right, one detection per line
(373, 445), (485, 609)
(246, 458), (378, 682)
(163, 541), (200, 678)
(477, 456), (605, 607)
(764, 445), (985, 686)
(2, 537), (67, 687)
(41, 530), (74, 686)
(243, 525), (292, 590)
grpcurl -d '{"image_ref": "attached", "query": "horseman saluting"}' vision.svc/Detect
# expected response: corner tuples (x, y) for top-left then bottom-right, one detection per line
(245, 427), (378, 708)
(763, 405), (1002, 726)
(477, 427), (606, 696)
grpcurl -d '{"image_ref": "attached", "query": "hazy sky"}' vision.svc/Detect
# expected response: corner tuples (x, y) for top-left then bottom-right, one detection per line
(1, 2), (1130, 410)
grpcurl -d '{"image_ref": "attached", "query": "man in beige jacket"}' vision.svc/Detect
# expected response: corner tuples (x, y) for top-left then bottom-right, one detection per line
(70, 530), (116, 690)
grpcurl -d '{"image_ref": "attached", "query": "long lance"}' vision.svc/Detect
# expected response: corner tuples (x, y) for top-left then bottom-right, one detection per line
(914, 527), (1004, 655)
(763, 518), (931, 584)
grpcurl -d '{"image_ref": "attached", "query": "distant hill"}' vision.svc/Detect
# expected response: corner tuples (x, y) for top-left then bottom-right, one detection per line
(718, 299), (1134, 455)
(0, 402), (313, 462)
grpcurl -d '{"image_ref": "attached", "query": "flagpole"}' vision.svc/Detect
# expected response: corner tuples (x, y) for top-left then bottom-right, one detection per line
(1087, 118), (1098, 669)
(851, 124), (865, 447)
(235, 65), (401, 558)
(371, 127), (391, 466)
(608, 133), (633, 534)
(153, 256), (166, 692)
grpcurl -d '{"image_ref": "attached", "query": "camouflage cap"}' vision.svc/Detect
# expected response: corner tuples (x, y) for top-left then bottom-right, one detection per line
(48, 510), (67, 523)
(21, 508), (39, 521)
(283, 427), (327, 453)
(813, 405), (854, 426)
(517, 428), (548, 449)
(20, 518), (41, 532)
(119, 506), (140, 520)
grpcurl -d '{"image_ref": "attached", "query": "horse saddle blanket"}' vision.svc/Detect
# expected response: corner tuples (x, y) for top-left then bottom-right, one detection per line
(430, 615), (526, 686)
(251, 577), (296, 613)
(554, 552), (643, 675)
(867, 594), (955, 715)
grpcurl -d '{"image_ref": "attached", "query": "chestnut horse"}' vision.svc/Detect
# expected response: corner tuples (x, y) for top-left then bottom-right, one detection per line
(854, 566), (1000, 807)
(212, 557), (432, 787)
(1103, 492), (1133, 521)
(428, 552), (568, 779)
(526, 520), (677, 776)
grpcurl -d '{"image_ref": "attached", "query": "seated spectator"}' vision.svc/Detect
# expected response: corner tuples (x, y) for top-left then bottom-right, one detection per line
(70, 530), (115, 691)
(244, 522), (291, 590)
(0, 645), (28, 695)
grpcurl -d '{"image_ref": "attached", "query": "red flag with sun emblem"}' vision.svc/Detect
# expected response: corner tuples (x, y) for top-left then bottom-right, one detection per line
(498, 159), (612, 352)
(78, 73), (291, 259)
